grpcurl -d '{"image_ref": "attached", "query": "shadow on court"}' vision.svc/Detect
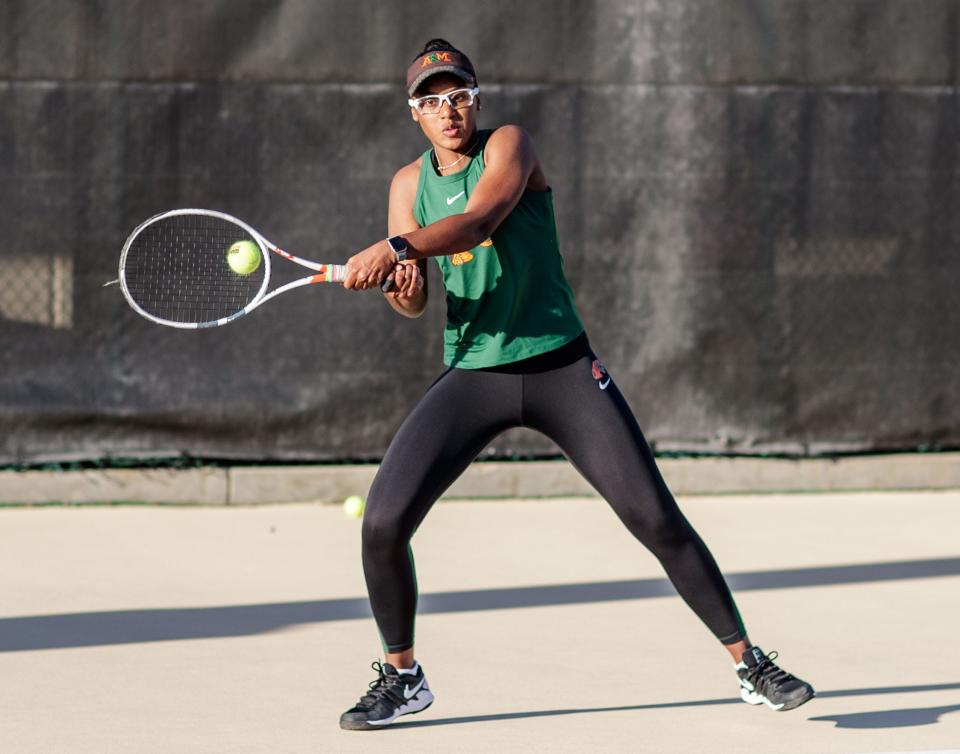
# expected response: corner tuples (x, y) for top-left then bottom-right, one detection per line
(810, 703), (960, 729)
(392, 683), (960, 731)
(2, 557), (959, 652)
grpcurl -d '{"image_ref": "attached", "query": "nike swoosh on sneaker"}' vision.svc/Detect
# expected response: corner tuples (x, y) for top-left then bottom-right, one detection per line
(739, 677), (755, 692)
(446, 191), (465, 205)
(599, 378), (611, 390)
(403, 677), (426, 700)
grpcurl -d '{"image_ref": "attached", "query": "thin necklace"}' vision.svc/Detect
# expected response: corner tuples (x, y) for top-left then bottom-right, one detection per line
(434, 135), (479, 172)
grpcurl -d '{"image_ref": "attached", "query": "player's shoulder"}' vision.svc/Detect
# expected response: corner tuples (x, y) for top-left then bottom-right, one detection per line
(488, 124), (530, 141)
(486, 124), (534, 149)
(392, 157), (422, 184)
(390, 157), (422, 196)
(485, 124), (536, 160)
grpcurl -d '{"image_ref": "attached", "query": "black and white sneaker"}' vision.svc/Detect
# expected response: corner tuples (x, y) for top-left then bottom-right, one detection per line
(339, 660), (434, 730)
(735, 646), (815, 711)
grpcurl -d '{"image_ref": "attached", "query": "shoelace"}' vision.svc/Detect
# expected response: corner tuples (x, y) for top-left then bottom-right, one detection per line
(745, 650), (795, 693)
(355, 661), (407, 709)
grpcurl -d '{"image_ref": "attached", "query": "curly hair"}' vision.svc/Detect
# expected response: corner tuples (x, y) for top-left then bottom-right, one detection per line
(412, 38), (462, 62)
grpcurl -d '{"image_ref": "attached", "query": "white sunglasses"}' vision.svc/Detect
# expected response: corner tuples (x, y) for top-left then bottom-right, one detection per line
(407, 87), (480, 115)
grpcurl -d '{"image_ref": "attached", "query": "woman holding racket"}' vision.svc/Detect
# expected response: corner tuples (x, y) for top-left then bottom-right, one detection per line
(338, 39), (814, 730)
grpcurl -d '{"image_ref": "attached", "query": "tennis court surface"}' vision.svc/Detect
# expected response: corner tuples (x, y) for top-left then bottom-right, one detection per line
(2, 490), (958, 753)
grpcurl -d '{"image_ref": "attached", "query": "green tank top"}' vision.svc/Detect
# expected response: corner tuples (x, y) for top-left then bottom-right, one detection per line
(413, 128), (584, 368)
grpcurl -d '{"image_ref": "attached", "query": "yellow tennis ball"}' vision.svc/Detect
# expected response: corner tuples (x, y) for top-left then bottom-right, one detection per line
(343, 495), (365, 518)
(227, 240), (262, 275)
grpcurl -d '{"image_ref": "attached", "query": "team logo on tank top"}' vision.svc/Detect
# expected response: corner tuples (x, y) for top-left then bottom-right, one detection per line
(450, 238), (494, 266)
(591, 359), (612, 391)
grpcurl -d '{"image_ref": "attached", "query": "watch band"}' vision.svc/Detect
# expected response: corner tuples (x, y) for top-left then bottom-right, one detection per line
(387, 235), (409, 262)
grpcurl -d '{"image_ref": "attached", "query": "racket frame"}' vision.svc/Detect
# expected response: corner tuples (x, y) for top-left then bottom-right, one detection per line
(119, 208), (347, 329)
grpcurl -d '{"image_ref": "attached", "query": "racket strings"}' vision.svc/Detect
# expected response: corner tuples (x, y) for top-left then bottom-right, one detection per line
(123, 215), (266, 325)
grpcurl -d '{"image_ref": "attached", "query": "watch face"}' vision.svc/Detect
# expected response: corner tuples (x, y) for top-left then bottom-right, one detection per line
(389, 236), (408, 259)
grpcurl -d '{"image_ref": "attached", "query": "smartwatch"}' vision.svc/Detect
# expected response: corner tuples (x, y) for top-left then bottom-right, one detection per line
(386, 235), (409, 262)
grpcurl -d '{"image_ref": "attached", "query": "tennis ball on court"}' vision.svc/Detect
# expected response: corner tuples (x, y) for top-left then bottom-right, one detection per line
(227, 240), (262, 275)
(343, 495), (365, 518)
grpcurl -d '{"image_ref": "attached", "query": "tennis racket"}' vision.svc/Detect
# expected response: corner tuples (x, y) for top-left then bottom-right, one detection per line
(117, 208), (400, 329)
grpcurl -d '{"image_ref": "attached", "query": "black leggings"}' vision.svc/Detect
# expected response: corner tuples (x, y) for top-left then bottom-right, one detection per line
(362, 333), (746, 652)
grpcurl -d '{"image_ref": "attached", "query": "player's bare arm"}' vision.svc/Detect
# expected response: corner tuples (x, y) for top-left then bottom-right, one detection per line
(343, 126), (540, 290)
(382, 159), (428, 318)
(408, 125), (545, 255)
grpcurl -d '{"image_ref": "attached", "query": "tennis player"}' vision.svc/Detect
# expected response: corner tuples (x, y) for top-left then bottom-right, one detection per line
(338, 39), (814, 730)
